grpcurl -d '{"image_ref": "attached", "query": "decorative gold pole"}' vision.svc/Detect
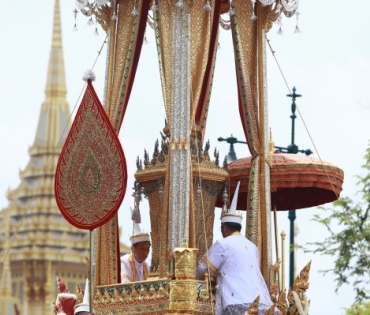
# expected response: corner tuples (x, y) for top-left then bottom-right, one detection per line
(281, 231), (286, 292)
(89, 230), (93, 314)
(257, 0), (272, 284)
(105, 5), (117, 117)
(273, 201), (280, 290)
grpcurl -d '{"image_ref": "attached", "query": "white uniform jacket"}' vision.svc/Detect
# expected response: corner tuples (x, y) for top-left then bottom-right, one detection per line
(196, 233), (273, 315)
(120, 253), (150, 283)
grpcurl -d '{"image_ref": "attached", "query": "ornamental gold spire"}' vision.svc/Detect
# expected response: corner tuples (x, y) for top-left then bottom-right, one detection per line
(34, 0), (70, 149)
(0, 1), (90, 314)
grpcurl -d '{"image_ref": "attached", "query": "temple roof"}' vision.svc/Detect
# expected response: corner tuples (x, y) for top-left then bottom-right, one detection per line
(0, 0), (88, 264)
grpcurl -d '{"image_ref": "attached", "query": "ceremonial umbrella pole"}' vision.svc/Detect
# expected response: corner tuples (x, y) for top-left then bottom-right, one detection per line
(274, 87), (313, 288)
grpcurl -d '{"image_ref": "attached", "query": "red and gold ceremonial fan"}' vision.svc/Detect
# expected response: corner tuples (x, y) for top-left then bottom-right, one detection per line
(55, 74), (127, 230)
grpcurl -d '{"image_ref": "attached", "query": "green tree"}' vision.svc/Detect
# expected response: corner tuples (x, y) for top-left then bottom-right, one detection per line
(304, 143), (370, 304)
(345, 301), (370, 315)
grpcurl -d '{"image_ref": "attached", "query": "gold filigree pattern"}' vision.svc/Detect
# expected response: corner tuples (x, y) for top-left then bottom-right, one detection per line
(75, 283), (84, 305)
(265, 304), (277, 315)
(135, 133), (228, 276)
(108, 0), (150, 132)
(269, 259), (281, 303)
(154, 0), (218, 131)
(94, 280), (168, 300)
(277, 288), (288, 315)
(173, 248), (198, 279)
(55, 81), (127, 230)
(169, 280), (198, 311)
(194, 0), (222, 139)
(230, 0), (260, 252)
(95, 216), (120, 285)
(93, 279), (213, 315)
(247, 295), (260, 315)
(288, 261), (311, 315)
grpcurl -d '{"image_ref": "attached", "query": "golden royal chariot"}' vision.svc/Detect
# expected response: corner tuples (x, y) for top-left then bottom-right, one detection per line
(52, 1), (344, 315)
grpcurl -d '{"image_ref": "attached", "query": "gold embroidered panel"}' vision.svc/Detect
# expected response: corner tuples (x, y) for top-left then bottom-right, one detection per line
(105, 0), (150, 132)
(94, 279), (170, 314)
(154, 0), (215, 124)
(230, 0), (261, 259)
(93, 279), (213, 315)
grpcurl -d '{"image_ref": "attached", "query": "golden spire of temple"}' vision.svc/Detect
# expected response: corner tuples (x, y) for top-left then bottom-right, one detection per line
(0, 1), (90, 313)
(34, 0), (70, 149)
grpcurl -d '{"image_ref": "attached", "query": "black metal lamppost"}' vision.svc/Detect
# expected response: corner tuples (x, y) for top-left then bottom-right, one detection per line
(217, 135), (247, 163)
(274, 87), (313, 288)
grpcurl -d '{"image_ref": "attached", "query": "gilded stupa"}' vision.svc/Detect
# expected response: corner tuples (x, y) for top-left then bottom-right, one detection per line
(0, 1), (90, 314)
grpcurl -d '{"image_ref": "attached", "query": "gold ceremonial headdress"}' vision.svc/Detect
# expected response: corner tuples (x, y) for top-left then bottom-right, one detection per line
(130, 222), (151, 245)
(221, 181), (243, 225)
(130, 206), (150, 245)
(130, 183), (151, 245)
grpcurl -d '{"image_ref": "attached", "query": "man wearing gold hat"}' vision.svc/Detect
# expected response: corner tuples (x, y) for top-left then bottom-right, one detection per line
(120, 221), (151, 283)
(196, 182), (274, 315)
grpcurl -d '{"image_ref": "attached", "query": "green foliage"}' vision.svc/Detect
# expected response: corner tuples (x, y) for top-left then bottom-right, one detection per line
(304, 143), (370, 304)
(345, 301), (370, 315)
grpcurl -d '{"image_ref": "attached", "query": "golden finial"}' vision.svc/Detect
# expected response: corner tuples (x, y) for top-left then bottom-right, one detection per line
(299, 260), (311, 283)
(84, 257), (90, 268)
(246, 295), (260, 315)
(76, 283), (84, 304)
(288, 261), (311, 315)
(269, 259), (281, 303)
(181, 238), (188, 248)
(280, 231), (286, 293)
(265, 304), (276, 315)
(266, 128), (275, 167)
(277, 288), (288, 313)
(269, 128), (275, 154)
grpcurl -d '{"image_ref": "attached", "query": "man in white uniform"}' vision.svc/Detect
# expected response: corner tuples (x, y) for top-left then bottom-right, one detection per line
(121, 222), (151, 283)
(196, 182), (274, 315)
